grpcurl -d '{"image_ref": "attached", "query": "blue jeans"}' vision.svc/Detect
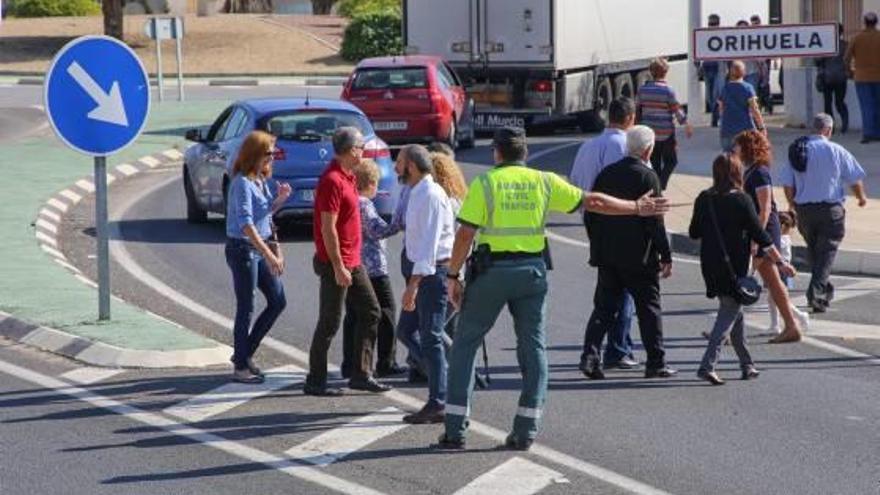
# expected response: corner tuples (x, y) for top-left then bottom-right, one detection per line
(225, 239), (287, 370)
(603, 291), (635, 364)
(416, 266), (449, 405)
(396, 249), (423, 371)
(704, 72), (720, 125)
(855, 81), (880, 139)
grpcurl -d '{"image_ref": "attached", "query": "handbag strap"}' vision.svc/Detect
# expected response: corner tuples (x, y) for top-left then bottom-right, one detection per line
(705, 192), (739, 282)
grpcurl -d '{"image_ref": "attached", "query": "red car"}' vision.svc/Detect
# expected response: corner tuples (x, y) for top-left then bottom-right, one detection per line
(341, 55), (475, 150)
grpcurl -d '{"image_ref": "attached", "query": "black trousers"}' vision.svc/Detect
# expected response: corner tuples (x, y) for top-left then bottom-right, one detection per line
(822, 82), (849, 133)
(796, 203), (845, 309)
(649, 136), (677, 190)
(308, 257), (380, 386)
(342, 275), (397, 373)
(581, 265), (666, 370)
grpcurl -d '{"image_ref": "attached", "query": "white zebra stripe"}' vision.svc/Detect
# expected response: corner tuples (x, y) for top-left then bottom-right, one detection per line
(58, 189), (82, 203)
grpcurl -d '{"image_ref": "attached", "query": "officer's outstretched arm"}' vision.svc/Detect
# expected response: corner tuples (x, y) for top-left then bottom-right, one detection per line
(584, 191), (669, 217)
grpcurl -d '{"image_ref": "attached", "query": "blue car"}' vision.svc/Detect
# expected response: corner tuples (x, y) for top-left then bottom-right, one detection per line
(183, 98), (398, 224)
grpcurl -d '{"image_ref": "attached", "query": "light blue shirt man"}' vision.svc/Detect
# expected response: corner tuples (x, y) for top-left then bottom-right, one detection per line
(569, 128), (627, 191)
(779, 135), (867, 205)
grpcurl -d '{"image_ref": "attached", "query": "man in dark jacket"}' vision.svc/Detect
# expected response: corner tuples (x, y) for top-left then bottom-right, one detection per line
(817, 23), (850, 133)
(580, 125), (677, 379)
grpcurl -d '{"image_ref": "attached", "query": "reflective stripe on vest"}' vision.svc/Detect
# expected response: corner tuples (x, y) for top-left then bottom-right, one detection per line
(478, 172), (553, 237)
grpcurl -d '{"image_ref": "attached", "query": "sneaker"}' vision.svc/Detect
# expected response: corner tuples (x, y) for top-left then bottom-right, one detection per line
(232, 368), (265, 384)
(766, 325), (781, 335)
(794, 309), (810, 333)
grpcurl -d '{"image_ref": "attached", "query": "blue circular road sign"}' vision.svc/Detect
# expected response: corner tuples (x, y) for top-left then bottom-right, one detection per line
(44, 35), (151, 157)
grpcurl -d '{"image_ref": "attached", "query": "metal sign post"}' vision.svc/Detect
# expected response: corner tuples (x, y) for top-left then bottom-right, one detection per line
(145, 17), (185, 102)
(43, 36), (151, 321)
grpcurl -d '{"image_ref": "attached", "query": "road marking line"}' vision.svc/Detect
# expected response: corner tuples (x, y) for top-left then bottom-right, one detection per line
(0, 358), (387, 495)
(75, 274), (98, 288)
(801, 336), (880, 365)
(75, 179), (95, 193)
(110, 175), (675, 495)
(106, 173), (117, 185)
(35, 218), (58, 234)
(527, 141), (583, 161)
(453, 457), (568, 495)
(35, 231), (57, 247)
(115, 163), (139, 176)
(39, 208), (62, 223)
(60, 367), (123, 385)
(40, 244), (65, 260)
(164, 365), (304, 423)
(53, 258), (81, 274)
(139, 156), (161, 168)
(285, 407), (408, 467)
(162, 149), (183, 160)
(58, 189), (82, 203)
(47, 198), (69, 213)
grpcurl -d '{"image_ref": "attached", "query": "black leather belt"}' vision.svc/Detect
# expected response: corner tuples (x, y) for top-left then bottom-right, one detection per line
(488, 251), (543, 261)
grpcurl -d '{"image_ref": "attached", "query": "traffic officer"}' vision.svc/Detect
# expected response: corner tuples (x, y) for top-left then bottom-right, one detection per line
(435, 127), (669, 450)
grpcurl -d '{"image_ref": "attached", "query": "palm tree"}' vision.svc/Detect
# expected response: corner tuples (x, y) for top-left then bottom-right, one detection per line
(103, 0), (123, 40)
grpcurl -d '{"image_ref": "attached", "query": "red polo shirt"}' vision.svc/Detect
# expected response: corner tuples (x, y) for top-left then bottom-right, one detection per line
(313, 160), (362, 268)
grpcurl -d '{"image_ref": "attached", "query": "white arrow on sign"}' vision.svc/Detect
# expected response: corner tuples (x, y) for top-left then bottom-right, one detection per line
(66, 61), (129, 127)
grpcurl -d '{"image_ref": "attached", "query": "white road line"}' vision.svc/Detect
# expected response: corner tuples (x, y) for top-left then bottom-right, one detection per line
(801, 336), (880, 365)
(39, 208), (62, 223)
(60, 367), (123, 385)
(58, 189), (82, 203)
(139, 156), (161, 168)
(75, 274), (98, 288)
(115, 163), (139, 176)
(0, 358), (387, 495)
(35, 231), (57, 247)
(162, 149), (184, 160)
(53, 258), (81, 274)
(453, 457), (568, 495)
(285, 407), (408, 467)
(40, 244), (65, 260)
(164, 365), (305, 423)
(75, 179), (95, 193)
(47, 198), (69, 213)
(106, 173), (117, 185)
(528, 141), (583, 162)
(35, 218), (58, 235)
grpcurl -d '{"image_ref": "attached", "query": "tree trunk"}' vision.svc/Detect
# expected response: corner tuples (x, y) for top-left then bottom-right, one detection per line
(226, 0), (274, 13)
(102, 0), (124, 41)
(311, 0), (336, 15)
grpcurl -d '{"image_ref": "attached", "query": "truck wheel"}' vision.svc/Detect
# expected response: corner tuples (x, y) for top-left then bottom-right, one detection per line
(184, 167), (208, 224)
(635, 70), (651, 91)
(614, 73), (634, 99)
(579, 77), (612, 132)
(459, 102), (476, 149)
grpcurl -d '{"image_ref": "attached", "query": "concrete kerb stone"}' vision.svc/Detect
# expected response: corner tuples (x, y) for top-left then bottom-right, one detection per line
(18, 147), (232, 369)
(3, 75), (347, 88)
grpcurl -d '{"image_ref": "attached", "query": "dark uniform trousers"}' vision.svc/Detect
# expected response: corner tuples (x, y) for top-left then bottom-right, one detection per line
(796, 203), (845, 308)
(581, 265), (666, 370)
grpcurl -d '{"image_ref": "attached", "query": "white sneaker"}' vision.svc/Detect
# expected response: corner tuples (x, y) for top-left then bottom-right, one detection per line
(795, 309), (810, 334)
(767, 325), (781, 335)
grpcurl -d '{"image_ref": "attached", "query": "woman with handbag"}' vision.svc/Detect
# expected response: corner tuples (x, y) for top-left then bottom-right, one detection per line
(689, 153), (796, 385)
(225, 130), (291, 384)
(734, 130), (807, 343)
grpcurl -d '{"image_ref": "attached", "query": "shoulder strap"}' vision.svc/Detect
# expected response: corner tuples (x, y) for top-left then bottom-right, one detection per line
(705, 192), (739, 281)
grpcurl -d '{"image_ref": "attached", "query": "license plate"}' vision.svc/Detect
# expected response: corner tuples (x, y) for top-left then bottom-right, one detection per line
(299, 189), (314, 202)
(373, 121), (408, 131)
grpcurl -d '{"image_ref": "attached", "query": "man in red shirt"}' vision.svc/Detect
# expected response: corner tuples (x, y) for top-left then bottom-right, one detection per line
(306, 127), (391, 396)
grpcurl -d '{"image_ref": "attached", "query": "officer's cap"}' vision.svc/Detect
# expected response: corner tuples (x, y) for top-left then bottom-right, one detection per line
(492, 126), (527, 148)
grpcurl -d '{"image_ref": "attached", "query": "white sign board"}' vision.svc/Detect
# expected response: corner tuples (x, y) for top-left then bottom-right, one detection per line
(694, 23), (838, 61)
(144, 17), (184, 40)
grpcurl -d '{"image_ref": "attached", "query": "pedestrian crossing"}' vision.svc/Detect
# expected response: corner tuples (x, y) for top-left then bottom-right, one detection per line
(45, 363), (603, 495)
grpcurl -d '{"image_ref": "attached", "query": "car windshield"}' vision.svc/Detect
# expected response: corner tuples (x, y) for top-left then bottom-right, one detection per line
(351, 67), (428, 90)
(259, 110), (371, 142)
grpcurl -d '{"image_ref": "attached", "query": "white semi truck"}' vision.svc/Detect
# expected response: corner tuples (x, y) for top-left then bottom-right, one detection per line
(403, 0), (770, 131)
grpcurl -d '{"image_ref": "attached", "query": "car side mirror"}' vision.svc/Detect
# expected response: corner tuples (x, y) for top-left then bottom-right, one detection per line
(185, 129), (204, 142)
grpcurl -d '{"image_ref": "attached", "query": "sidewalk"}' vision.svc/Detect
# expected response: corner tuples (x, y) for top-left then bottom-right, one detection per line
(0, 101), (235, 367)
(664, 124), (880, 276)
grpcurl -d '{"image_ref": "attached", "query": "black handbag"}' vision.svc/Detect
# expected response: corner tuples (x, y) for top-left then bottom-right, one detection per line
(706, 193), (762, 305)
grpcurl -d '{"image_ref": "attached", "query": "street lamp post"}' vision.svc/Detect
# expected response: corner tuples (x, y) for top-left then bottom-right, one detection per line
(688, 0), (707, 125)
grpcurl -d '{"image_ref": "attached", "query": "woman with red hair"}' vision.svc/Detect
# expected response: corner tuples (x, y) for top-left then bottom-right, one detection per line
(734, 130), (808, 343)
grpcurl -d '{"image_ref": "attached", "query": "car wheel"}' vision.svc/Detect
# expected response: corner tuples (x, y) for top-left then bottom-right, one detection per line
(184, 166), (208, 224)
(446, 120), (458, 150)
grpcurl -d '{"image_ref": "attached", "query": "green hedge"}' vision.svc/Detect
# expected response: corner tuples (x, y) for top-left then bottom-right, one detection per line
(337, 0), (400, 18)
(8, 0), (101, 17)
(340, 11), (402, 62)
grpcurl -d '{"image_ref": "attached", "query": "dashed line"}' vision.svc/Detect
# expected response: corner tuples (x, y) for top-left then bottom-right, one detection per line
(53, 258), (81, 274)
(35, 231), (57, 248)
(162, 149), (183, 160)
(40, 244), (66, 260)
(115, 163), (139, 176)
(47, 198), (69, 213)
(39, 208), (61, 223)
(139, 156), (161, 168)
(75, 179), (95, 193)
(35, 218), (58, 235)
(58, 189), (82, 203)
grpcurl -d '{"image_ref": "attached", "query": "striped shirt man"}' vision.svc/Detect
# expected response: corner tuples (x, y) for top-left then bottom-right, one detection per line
(636, 80), (687, 142)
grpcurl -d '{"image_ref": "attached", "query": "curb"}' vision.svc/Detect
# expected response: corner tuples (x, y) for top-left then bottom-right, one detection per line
(669, 232), (880, 278)
(23, 146), (232, 369)
(2, 75), (348, 88)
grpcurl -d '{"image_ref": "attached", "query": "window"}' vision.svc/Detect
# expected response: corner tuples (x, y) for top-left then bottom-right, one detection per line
(206, 107), (234, 142)
(222, 108), (249, 141)
(438, 63), (461, 87)
(351, 68), (429, 90)
(261, 111), (372, 142)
